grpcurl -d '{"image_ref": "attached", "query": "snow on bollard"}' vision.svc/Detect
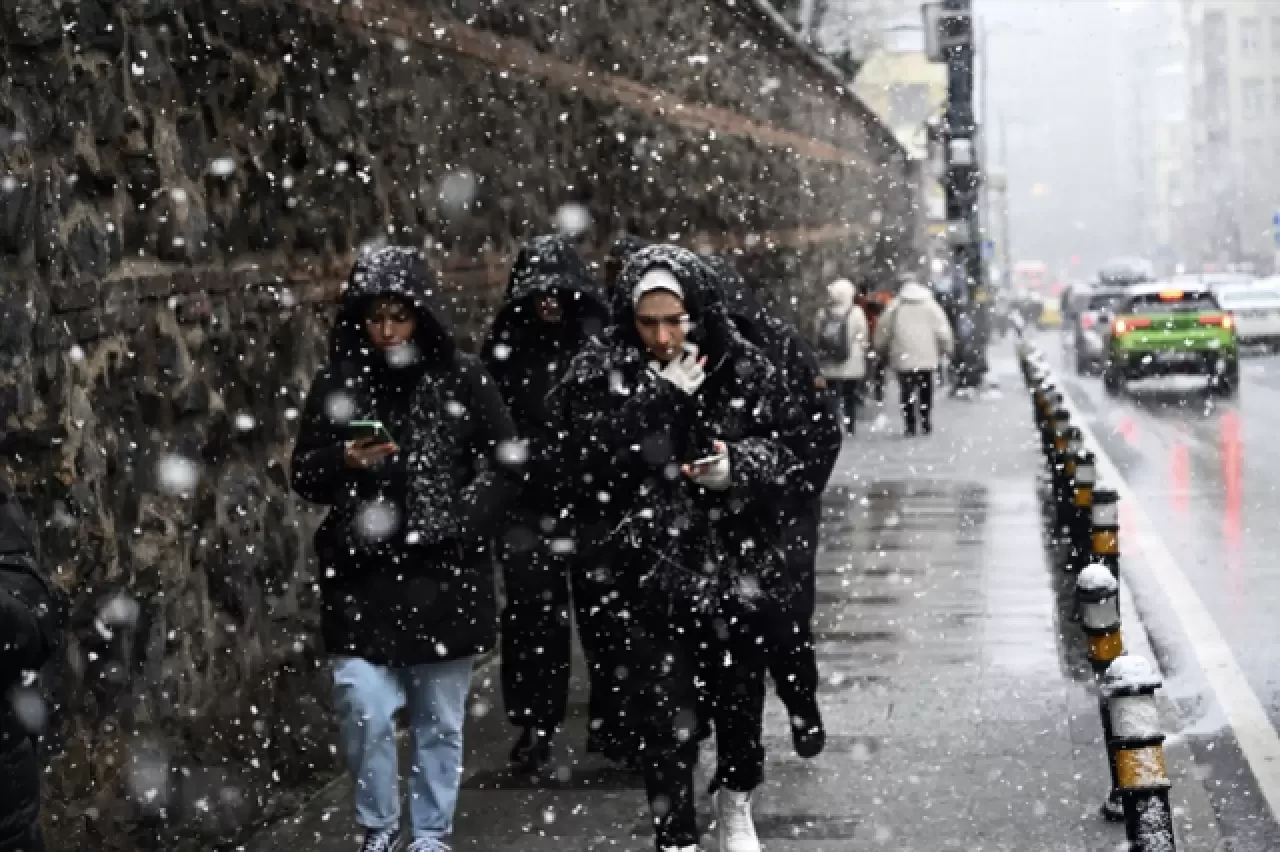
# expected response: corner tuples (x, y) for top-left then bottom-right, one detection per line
(1101, 656), (1176, 851)
(1091, 488), (1121, 578)
(1068, 452), (1097, 573)
(1076, 564), (1123, 671)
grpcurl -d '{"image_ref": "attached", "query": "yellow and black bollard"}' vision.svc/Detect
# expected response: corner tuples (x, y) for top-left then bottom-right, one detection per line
(1055, 426), (1083, 535)
(1077, 564), (1124, 672)
(1091, 488), (1121, 577)
(1048, 410), (1071, 526)
(1102, 656), (1177, 851)
(1068, 452), (1096, 573)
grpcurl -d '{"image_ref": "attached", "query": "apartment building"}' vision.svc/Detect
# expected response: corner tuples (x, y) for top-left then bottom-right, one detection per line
(1183, 0), (1280, 269)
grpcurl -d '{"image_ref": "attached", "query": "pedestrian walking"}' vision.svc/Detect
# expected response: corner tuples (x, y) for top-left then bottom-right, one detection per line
(706, 255), (842, 759)
(290, 246), (521, 852)
(873, 273), (955, 437)
(551, 245), (803, 852)
(480, 235), (629, 772)
(0, 479), (66, 852)
(813, 278), (869, 435)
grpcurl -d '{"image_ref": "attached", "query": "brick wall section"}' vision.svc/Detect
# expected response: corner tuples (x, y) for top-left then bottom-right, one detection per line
(0, 1), (912, 849)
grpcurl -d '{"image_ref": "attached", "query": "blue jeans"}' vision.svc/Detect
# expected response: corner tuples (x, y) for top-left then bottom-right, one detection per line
(332, 656), (474, 839)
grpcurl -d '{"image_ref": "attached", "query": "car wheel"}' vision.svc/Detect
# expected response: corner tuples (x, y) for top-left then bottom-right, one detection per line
(1212, 361), (1240, 398)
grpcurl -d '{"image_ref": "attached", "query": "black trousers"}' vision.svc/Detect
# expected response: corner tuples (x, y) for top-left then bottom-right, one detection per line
(828, 378), (860, 435)
(499, 511), (620, 741)
(767, 500), (820, 719)
(898, 370), (935, 434)
(632, 609), (767, 849)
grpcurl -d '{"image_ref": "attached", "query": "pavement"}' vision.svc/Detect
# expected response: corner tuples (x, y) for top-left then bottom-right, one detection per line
(246, 342), (1232, 852)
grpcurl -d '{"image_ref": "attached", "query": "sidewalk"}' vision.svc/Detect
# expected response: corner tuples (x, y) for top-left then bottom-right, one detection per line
(248, 346), (1223, 852)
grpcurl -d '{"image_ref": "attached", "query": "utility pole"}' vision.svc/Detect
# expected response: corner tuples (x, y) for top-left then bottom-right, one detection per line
(924, 0), (987, 388)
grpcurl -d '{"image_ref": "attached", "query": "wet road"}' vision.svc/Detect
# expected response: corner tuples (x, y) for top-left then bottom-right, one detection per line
(1036, 331), (1280, 849)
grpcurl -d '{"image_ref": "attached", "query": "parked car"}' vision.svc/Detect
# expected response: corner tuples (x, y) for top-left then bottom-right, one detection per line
(1069, 287), (1129, 375)
(1102, 285), (1239, 397)
(1217, 281), (1280, 349)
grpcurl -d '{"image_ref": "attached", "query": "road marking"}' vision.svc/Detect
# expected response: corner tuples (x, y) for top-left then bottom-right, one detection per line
(1067, 395), (1280, 824)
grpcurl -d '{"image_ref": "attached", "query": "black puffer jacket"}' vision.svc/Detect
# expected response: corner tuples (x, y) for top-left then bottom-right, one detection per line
(0, 484), (65, 852)
(291, 247), (521, 666)
(704, 255), (842, 502)
(550, 244), (804, 621)
(481, 236), (608, 511)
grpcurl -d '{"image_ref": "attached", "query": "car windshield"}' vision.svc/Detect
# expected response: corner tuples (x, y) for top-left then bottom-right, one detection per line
(1088, 292), (1126, 311)
(1125, 292), (1220, 314)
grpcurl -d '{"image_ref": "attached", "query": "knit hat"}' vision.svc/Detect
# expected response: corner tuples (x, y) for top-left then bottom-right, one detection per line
(632, 267), (684, 306)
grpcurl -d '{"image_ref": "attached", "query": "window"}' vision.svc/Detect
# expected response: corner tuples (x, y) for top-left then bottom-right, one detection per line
(1275, 77), (1280, 110)
(1272, 17), (1280, 52)
(1242, 78), (1265, 118)
(1242, 17), (1261, 54)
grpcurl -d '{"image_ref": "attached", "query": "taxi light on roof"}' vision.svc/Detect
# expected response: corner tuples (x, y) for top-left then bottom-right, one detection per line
(1159, 289), (1184, 302)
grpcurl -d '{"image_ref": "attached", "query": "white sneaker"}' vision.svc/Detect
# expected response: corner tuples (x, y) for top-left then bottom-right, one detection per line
(658, 847), (699, 852)
(715, 789), (761, 852)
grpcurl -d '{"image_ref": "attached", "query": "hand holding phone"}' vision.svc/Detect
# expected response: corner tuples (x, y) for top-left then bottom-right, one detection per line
(343, 420), (398, 469)
(682, 440), (731, 490)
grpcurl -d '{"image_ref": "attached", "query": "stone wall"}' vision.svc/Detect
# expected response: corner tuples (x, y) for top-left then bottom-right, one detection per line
(0, 1), (913, 849)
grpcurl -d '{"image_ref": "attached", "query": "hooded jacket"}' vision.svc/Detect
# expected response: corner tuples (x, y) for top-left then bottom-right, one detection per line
(290, 246), (521, 666)
(874, 280), (955, 372)
(550, 244), (805, 621)
(481, 236), (608, 511)
(704, 255), (842, 501)
(0, 484), (65, 852)
(813, 278), (870, 380)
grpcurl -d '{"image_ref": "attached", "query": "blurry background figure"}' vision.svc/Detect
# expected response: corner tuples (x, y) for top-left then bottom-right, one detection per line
(0, 477), (67, 852)
(874, 274), (955, 437)
(480, 236), (625, 773)
(813, 278), (869, 435)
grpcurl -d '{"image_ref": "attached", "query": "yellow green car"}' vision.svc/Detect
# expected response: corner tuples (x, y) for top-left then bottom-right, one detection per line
(1102, 285), (1238, 397)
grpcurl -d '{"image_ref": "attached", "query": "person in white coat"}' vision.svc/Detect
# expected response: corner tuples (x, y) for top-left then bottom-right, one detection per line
(873, 275), (954, 436)
(813, 278), (869, 435)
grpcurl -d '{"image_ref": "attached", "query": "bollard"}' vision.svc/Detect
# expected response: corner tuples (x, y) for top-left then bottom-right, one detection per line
(1055, 427), (1084, 535)
(1101, 657), (1177, 851)
(1091, 488), (1121, 577)
(1077, 564), (1123, 672)
(1068, 452), (1096, 573)
(1048, 410), (1071, 525)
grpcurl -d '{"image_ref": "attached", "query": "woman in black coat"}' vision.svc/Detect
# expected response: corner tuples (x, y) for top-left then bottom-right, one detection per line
(290, 246), (520, 852)
(0, 481), (65, 852)
(479, 235), (622, 770)
(550, 244), (802, 852)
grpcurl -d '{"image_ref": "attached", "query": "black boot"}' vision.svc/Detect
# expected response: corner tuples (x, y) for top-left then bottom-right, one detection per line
(790, 699), (826, 758)
(509, 726), (554, 772)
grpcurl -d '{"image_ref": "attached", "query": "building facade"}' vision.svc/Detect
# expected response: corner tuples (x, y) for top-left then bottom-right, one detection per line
(1183, 0), (1280, 270)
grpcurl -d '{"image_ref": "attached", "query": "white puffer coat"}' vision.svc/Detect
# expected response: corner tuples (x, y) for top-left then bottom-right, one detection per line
(813, 278), (869, 380)
(873, 282), (954, 372)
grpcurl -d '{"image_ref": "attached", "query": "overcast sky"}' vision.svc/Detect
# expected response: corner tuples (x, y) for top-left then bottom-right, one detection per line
(978, 0), (1141, 276)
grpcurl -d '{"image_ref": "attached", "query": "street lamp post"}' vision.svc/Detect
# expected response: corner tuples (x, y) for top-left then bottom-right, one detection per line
(924, 0), (987, 389)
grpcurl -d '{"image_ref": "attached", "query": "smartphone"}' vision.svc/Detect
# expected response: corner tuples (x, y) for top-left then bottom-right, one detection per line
(347, 419), (395, 444)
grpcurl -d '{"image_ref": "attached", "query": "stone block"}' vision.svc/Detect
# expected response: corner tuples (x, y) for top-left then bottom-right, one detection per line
(50, 278), (101, 313)
(64, 308), (105, 343)
(2, 2), (62, 46)
(176, 292), (213, 324)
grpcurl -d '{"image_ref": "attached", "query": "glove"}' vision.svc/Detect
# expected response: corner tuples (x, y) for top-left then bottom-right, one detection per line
(688, 441), (731, 491)
(649, 345), (706, 395)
